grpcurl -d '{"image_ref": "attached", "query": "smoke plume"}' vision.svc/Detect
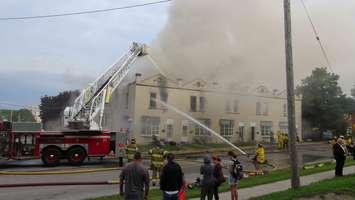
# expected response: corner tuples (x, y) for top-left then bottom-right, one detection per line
(151, 0), (355, 91)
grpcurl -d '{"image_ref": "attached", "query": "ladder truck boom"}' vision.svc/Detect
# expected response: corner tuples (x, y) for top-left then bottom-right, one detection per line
(64, 42), (148, 130)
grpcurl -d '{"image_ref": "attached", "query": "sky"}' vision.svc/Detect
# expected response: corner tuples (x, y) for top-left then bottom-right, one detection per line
(0, 0), (170, 108)
(1, 0), (355, 108)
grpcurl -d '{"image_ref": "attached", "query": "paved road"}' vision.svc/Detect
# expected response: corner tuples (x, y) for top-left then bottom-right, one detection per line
(0, 142), (333, 200)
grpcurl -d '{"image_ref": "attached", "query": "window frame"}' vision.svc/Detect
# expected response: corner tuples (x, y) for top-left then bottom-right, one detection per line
(149, 92), (157, 109)
(219, 119), (234, 138)
(190, 96), (197, 112)
(141, 116), (160, 136)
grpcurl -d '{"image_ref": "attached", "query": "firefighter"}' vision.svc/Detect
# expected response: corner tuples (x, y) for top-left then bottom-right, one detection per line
(149, 144), (168, 182)
(277, 131), (283, 149)
(283, 134), (289, 150)
(345, 134), (353, 155)
(125, 138), (138, 163)
(253, 143), (266, 170)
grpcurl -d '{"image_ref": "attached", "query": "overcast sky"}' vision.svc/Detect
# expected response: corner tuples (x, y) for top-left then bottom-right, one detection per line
(0, 0), (169, 108)
(1, 0), (354, 109)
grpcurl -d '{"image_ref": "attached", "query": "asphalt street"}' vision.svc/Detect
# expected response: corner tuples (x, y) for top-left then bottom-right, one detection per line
(0, 142), (333, 200)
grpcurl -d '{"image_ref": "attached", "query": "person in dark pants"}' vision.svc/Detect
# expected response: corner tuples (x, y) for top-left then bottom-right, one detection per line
(212, 156), (225, 200)
(160, 153), (183, 200)
(119, 152), (150, 200)
(333, 138), (347, 176)
(351, 141), (355, 160)
(200, 156), (215, 200)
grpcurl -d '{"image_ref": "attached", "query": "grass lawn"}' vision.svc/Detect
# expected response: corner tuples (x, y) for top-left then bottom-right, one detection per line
(251, 174), (355, 200)
(89, 159), (355, 200)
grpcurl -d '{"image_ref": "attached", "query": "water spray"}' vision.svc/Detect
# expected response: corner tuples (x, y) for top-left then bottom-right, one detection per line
(153, 98), (248, 155)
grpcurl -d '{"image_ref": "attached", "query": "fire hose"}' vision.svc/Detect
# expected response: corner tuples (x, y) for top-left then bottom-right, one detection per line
(0, 167), (120, 175)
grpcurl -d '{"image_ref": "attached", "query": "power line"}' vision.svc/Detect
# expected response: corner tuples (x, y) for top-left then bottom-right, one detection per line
(0, 0), (172, 21)
(299, 0), (334, 73)
(0, 102), (64, 110)
(0, 102), (35, 108)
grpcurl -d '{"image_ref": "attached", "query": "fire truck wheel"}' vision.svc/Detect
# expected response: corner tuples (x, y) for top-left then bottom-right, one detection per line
(41, 147), (61, 167)
(67, 147), (87, 165)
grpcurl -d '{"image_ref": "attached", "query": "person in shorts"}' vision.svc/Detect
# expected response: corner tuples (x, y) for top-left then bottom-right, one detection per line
(227, 151), (238, 200)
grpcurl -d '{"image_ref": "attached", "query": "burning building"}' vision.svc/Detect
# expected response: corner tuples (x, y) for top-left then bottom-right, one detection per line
(103, 73), (302, 144)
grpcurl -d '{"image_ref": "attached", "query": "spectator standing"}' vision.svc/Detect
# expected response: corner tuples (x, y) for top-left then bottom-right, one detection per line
(200, 156), (215, 200)
(227, 151), (239, 200)
(119, 152), (150, 200)
(160, 153), (184, 200)
(212, 156), (225, 200)
(333, 138), (347, 176)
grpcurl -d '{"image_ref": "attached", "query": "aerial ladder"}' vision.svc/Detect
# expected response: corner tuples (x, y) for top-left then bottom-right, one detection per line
(0, 42), (155, 166)
(64, 42), (148, 130)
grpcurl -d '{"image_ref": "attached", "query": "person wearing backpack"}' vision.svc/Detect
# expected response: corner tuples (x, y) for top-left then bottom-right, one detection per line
(227, 151), (242, 200)
(212, 156), (225, 200)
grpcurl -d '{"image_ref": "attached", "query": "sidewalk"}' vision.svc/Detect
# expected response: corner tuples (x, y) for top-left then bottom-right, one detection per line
(192, 165), (355, 200)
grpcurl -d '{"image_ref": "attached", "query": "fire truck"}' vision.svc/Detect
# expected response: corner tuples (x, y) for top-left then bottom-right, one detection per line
(0, 42), (149, 166)
(0, 121), (110, 166)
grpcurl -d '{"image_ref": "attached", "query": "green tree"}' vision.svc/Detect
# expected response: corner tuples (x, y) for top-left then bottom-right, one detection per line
(351, 85), (355, 99)
(296, 67), (353, 134)
(0, 109), (35, 122)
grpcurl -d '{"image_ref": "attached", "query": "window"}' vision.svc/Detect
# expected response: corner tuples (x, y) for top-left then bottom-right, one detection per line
(220, 119), (234, 138)
(149, 93), (157, 109)
(125, 92), (129, 109)
(225, 100), (231, 112)
(195, 119), (211, 136)
(256, 101), (269, 116)
(167, 124), (173, 138)
(239, 126), (245, 142)
(226, 100), (239, 113)
(263, 102), (269, 116)
(279, 121), (288, 134)
(260, 121), (272, 136)
(256, 101), (261, 115)
(182, 120), (189, 137)
(190, 96), (197, 112)
(233, 100), (239, 113)
(199, 96), (206, 112)
(282, 103), (287, 117)
(160, 90), (168, 103)
(141, 116), (160, 136)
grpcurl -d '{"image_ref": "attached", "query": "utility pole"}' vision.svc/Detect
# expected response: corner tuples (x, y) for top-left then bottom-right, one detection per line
(283, 0), (300, 188)
(10, 110), (13, 122)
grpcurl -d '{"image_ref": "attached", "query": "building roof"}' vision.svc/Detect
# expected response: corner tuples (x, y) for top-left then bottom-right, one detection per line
(136, 73), (302, 100)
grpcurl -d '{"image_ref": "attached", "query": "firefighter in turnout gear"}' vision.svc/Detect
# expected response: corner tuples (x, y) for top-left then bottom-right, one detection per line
(253, 143), (266, 170)
(149, 145), (168, 182)
(283, 133), (289, 150)
(125, 138), (138, 162)
(345, 134), (353, 155)
(277, 131), (283, 149)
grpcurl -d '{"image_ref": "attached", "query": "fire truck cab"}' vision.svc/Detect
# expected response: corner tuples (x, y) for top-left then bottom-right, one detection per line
(0, 121), (111, 166)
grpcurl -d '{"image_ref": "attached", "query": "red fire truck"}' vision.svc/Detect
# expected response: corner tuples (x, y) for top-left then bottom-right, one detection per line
(0, 121), (111, 166)
(0, 43), (147, 166)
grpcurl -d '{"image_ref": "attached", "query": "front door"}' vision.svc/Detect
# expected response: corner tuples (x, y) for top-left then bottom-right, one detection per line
(251, 127), (255, 141)
(167, 124), (173, 141)
(239, 126), (244, 143)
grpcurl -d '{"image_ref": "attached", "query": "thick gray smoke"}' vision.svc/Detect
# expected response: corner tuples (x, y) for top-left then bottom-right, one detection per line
(151, 0), (355, 92)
